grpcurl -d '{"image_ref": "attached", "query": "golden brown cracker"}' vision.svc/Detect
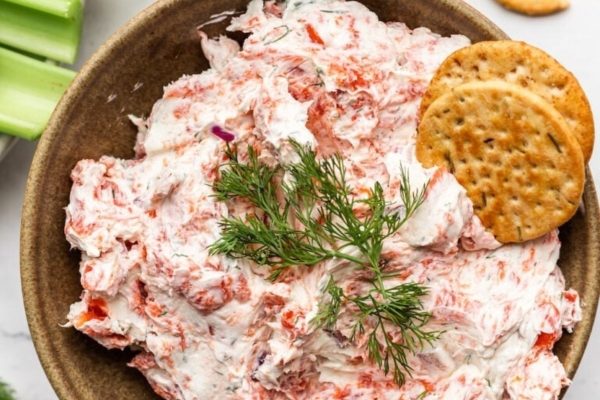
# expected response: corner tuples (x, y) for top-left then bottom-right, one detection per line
(416, 81), (585, 243)
(497, 0), (569, 16)
(420, 40), (594, 162)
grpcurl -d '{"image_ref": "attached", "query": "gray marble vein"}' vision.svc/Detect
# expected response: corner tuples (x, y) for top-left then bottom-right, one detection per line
(0, 329), (31, 341)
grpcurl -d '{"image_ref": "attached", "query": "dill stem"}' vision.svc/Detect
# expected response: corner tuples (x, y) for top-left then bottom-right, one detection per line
(330, 251), (364, 265)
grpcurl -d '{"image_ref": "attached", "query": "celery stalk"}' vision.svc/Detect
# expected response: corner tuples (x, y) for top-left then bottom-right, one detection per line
(0, 379), (15, 400)
(0, 0), (82, 63)
(0, 46), (75, 140)
(2, 0), (78, 18)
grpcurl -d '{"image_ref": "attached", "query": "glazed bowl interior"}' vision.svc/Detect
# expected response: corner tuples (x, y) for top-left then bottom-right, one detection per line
(20, 0), (599, 399)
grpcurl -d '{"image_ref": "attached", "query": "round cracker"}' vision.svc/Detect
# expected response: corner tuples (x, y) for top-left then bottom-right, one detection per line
(419, 40), (594, 162)
(416, 81), (585, 243)
(497, 0), (569, 16)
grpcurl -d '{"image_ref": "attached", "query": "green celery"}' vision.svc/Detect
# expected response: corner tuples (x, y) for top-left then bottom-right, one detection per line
(0, 380), (14, 400)
(0, 46), (75, 140)
(0, 0), (82, 63)
(2, 0), (79, 18)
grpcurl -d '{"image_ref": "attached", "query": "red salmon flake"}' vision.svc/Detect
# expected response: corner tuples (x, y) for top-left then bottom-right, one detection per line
(306, 23), (325, 45)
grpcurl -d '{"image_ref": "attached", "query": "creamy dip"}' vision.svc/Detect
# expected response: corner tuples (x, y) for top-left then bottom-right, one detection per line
(64, 1), (581, 399)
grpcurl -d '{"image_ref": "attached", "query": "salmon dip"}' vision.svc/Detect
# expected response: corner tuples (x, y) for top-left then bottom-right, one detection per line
(64, 0), (581, 399)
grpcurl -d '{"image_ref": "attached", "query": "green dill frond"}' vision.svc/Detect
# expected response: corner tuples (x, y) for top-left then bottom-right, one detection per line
(398, 165), (428, 224)
(209, 143), (336, 274)
(312, 276), (345, 329)
(210, 139), (439, 385)
(345, 283), (439, 386)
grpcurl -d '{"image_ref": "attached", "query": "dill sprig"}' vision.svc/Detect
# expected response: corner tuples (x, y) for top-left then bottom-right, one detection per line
(210, 145), (355, 278)
(209, 140), (438, 385)
(315, 278), (440, 386)
(312, 276), (345, 329)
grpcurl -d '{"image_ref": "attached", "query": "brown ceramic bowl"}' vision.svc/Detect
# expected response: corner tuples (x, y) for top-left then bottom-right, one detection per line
(20, 0), (600, 399)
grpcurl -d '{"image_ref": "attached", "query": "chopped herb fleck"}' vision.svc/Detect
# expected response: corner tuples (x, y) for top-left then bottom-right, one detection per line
(444, 151), (456, 173)
(547, 133), (562, 153)
(264, 25), (291, 45)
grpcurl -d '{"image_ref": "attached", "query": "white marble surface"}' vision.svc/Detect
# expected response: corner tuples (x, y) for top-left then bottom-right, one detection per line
(0, 0), (598, 398)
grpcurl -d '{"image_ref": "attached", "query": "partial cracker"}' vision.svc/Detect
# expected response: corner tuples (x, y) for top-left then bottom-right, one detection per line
(416, 80), (585, 243)
(497, 0), (569, 16)
(419, 40), (594, 162)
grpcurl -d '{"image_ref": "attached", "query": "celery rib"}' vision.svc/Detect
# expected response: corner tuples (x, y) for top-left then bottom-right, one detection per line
(0, 46), (75, 140)
(2, 0), (78, 18)
(0, 379), (15, 400)
(0, 0), (82, 63)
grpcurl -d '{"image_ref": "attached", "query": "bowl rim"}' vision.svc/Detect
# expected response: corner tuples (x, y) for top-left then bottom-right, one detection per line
(20, 0), (599, 399)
